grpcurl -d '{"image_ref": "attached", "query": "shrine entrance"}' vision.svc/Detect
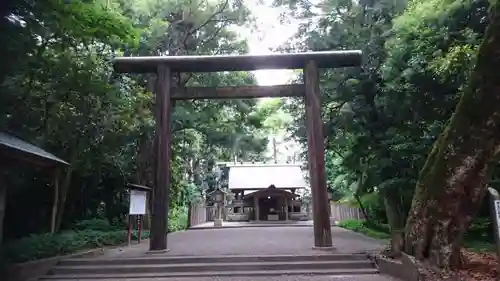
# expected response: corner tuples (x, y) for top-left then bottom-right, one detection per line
(112, 51), (362, 251)
(258, 196), (278, 221)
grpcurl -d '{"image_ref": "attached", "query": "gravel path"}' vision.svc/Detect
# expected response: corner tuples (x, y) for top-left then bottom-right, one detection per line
(102, 226), (385, 258)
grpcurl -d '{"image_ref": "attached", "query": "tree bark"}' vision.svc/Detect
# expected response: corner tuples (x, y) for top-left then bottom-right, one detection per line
(354, 193), (370, 221)
(383, 190), (406, 257)
(54, 149), (77, 232)
(403, 4), (500, 269)
(50, 169), (60, 234)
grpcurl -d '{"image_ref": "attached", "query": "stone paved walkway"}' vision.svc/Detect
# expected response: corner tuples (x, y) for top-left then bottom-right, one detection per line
(61, 226), (399, 281)
(101, 226), (385, 258)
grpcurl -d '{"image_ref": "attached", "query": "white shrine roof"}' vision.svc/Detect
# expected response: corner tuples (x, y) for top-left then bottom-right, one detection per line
(228, 164), (307, 190)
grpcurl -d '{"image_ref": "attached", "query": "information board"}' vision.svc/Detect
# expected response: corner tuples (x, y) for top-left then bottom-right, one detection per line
(129, 190), (147, 215)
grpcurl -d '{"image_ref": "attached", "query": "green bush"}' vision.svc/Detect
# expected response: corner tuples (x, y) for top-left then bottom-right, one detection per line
(168, 206), (188, 233)
(338, 219), (364, 232)
(465, 217), (493, 242)
(72, 218), (120, 232)
(360, 193), (388, 224)
(339, 219), (495, 251)
(338, 219), (391, 239)
(3, 230), (150, 263)
(3, 213), (187, 264)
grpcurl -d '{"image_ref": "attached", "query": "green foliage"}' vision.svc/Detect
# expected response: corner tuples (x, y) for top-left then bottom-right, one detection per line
(1, 0), (271, 240)
(3, 0), (496, 264)
(3, 229), (150, 263)
(337, 220), (391, 240)
(71, 219), (121, 232)
(275, 0), (495, 248)
(464, 217), (494, 242)
(359, 193), (387, 223)
(339, 217), (496, 252)
(337, 219), (364, 231)
(168, 206), (188, 233)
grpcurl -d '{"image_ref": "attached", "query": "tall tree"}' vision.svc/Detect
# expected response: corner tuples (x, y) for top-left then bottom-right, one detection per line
(403, 0), (500, 268)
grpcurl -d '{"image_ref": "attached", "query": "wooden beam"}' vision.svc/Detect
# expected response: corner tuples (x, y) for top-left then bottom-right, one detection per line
(113, 51), (362, 73)
(304, 60), (332, 248)
(150, 65), (173, 252)
(171, 84), (305, 100)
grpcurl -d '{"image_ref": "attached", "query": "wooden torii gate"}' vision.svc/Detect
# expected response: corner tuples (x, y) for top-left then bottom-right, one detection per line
(113, 51), (362, 251)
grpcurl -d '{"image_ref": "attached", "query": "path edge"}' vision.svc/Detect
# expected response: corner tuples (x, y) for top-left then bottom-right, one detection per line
(371, 252), (420, 281)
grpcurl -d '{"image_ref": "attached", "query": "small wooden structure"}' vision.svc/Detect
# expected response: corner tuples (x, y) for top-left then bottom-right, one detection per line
(112, 50), (362, 250)
(0, 132), (68, 242)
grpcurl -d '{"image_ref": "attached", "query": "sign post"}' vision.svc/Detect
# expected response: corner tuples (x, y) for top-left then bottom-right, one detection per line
(487, 187), (500, 267)
(127, 184), (151, 246)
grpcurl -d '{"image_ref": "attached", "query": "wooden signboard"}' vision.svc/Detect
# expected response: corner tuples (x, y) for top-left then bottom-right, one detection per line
(127, 184), (151, 246)
(129, 189), (147, 215)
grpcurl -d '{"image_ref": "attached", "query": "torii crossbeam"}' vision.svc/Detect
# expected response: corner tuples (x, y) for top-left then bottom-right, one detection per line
(112, 50), (362, 252)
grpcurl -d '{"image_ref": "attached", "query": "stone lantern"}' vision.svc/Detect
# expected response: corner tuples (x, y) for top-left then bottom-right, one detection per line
(208, 188), (226, 227)
(212, 188), (225, 203)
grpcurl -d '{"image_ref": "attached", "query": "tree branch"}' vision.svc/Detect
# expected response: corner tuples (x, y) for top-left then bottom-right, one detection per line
(188, 0), (229, 36)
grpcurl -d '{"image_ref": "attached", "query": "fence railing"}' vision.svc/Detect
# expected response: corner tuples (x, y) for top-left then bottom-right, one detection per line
(330, 202), (364, 222)
(188, 201), (364, 227)
(189, 202), (207, 227)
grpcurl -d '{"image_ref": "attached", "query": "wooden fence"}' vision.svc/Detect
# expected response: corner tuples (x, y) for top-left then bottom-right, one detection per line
(189, 202), (207, 227)
(189, 202), (229, 226)
(330, 202), (364, 222)
(188, 201), (364, 227)
(205, 206), (229, 222)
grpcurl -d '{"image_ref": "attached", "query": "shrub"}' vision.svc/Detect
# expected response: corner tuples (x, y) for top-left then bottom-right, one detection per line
(465, 217), (493, 242)
(3, 212), (187, 263)
(168, 206), (188, 233)
(72, 218), (120, 232)
(3, 230), (150, 263)
(338, 219), (364, 232)
(338, 219), (391, 239)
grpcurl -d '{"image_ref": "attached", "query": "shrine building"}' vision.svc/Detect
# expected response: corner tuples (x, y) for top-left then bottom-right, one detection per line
(223, 163), (309, 222)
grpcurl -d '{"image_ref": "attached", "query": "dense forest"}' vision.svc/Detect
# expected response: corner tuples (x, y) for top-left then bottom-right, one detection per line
(0, 0), (281, 262)
(1, 0), (500, 278)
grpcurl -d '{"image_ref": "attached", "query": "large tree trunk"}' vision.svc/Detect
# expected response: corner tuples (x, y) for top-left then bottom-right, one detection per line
(54, 150), (77, 232)
(383, 190), (406, 257)
(50, 169), (60, 234)
(403, 4), (500, 269)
